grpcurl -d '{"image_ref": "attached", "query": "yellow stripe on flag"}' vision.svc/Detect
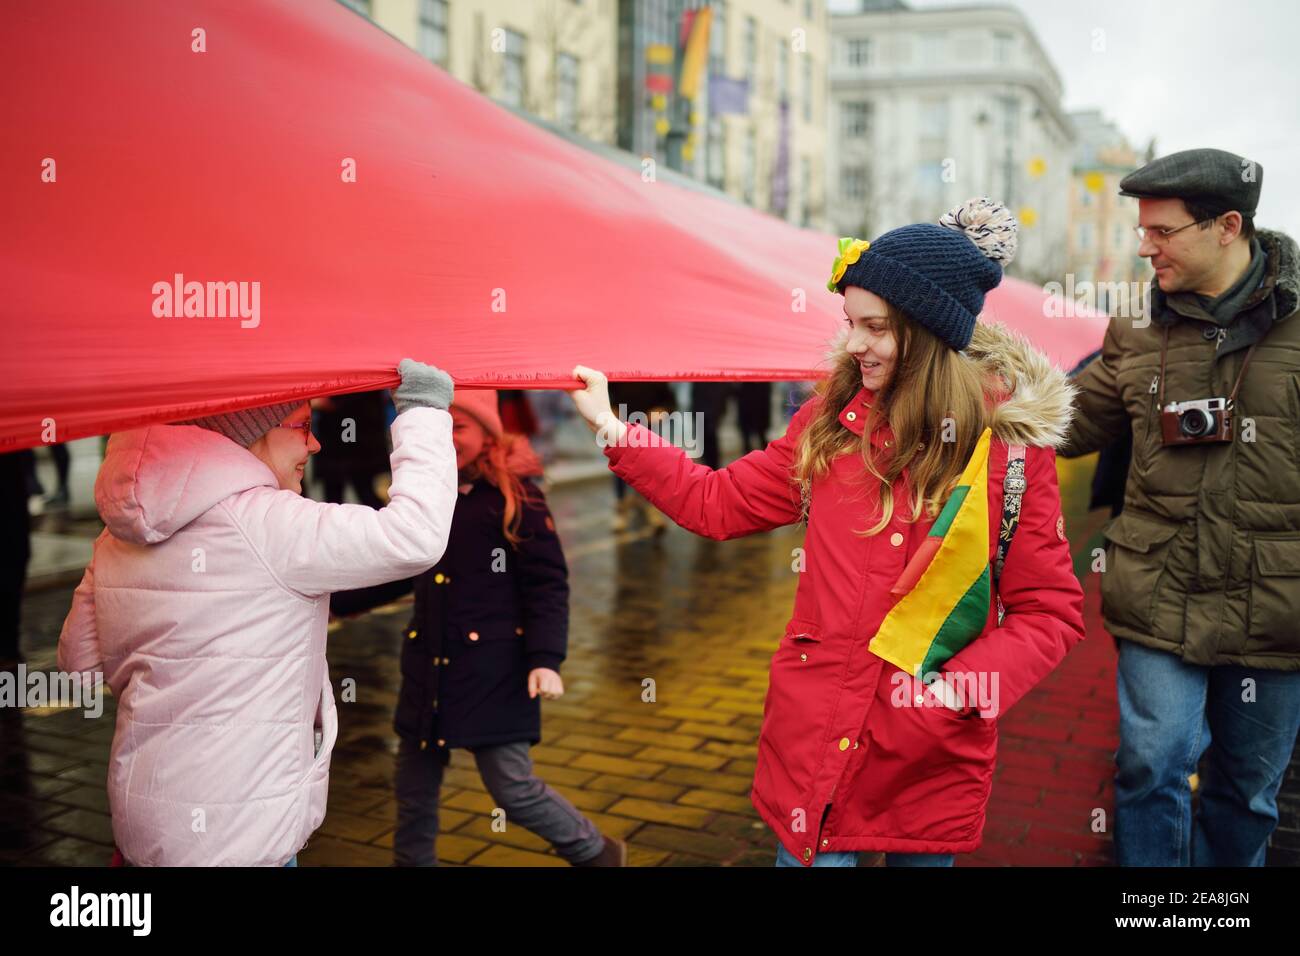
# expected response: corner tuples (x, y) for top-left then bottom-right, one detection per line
(868, 427), (992, 678)
(678, 8), (712, 100)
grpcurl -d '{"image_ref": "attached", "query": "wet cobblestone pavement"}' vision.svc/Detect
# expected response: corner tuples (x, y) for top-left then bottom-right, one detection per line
(4, 459), (1297, 866)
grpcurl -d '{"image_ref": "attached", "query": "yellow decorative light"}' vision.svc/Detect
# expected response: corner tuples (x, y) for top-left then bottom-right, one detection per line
(1018, 206), (1038, 227)
(1027, 156), (1047, 178)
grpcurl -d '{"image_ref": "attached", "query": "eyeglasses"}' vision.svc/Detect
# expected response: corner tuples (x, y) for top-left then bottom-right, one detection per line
(279, 420), (313, 442)
(1134, 217), (1216, 243)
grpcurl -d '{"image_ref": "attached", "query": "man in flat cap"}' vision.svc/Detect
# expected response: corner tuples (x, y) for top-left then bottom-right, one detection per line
(1061, 148), (1300, 867)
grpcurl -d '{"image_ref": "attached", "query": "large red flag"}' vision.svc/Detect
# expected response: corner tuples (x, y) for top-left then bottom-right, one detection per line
(0, 1), (1105, 450)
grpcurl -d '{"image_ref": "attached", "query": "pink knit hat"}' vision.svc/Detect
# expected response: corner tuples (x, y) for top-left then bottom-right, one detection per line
(451, 389), (503, 439)
(453, 390), (544, 478)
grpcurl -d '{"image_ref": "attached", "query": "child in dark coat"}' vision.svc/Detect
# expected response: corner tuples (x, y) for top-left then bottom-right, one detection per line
(392, 390), (626, 866)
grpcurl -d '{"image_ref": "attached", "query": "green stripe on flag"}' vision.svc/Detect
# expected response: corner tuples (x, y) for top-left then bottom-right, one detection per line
(928, 484), (969, 539)
(918, 563), (991, 677)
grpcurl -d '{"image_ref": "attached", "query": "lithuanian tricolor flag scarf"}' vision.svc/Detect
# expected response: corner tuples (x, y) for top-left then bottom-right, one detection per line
(869, 427), (993, 679)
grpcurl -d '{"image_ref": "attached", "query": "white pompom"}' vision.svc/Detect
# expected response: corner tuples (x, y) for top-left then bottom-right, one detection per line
(937, 197), (1018, 266)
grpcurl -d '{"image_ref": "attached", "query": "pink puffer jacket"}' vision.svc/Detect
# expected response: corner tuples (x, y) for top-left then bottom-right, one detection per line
(57, 407), (457, 866)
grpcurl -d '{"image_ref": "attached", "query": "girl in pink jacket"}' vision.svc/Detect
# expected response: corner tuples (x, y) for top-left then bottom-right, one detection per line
(57, 360), (459, 866)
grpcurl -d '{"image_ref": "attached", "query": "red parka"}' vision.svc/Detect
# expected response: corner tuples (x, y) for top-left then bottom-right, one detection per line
(603, 324), (1086, 864)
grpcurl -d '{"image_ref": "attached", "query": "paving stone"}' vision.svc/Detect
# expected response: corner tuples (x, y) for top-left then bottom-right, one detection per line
(677, 789), (756, 814)
(467, 844), (568, 867)
(39, 808), (115, 846)
(603, 797), (713, 829)
(631, 746), (728, 771)
(586, 775), (687, 802)
(569, 752), (667, 778)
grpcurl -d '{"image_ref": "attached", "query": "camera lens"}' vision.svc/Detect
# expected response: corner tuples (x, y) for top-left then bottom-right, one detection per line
(1179, 408), (1214, 437)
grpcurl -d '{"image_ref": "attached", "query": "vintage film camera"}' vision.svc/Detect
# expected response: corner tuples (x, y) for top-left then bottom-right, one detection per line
(1160, 397), (1233, 446)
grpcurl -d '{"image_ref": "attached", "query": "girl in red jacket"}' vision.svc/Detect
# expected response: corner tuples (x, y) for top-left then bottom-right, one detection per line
(568, 198), (1086, 867)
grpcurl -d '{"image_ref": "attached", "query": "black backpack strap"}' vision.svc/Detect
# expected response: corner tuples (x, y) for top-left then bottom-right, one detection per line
(994, 443), (1027, 624)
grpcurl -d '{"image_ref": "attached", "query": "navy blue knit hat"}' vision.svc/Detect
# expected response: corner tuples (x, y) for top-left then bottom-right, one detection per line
(829, 198), (1018, 350)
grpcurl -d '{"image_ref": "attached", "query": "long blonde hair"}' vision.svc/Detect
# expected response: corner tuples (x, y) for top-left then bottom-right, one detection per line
(792, 304), (994, 535)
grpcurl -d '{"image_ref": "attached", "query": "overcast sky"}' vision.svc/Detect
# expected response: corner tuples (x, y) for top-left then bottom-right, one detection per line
(828, 0), (1300, 238)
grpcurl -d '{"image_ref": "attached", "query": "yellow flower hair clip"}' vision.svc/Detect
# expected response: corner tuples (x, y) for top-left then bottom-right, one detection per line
(827, 237), (871, 293)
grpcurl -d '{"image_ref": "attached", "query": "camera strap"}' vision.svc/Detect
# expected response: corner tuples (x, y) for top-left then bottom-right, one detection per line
(1159, 325), (1258, 409)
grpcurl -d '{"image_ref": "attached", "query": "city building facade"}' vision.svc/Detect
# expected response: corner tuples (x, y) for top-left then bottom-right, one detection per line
(828, 0), (1074, 283)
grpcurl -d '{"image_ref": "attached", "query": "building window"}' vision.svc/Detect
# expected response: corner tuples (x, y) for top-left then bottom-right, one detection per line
(744, 17), (757, 83)
(743, 126), (756, 204)
(707, 116), (726, 189)
(841, 165), (866, 201)
(845, 37), (871, 68)
(556, 52), (579, 130)
(800, 155), (812, 226)
(1076, 222), (1094, 250)
(337, 0), (371, 15)
(919, 97), (949, 141)
(709, 0), (727, 76)
(802, 56), (812, 123)
(914, 161), (945, 208)
(805, 0), (816, 20)
(841, 101), (871, 139)
(993, 30), (1014, 66)
(998, 95), (1019, 137)
(921, 32), (947, 67)
(776, 40), (788, 100)
(501, 29), (527, 109)
(418, 0), (449, 66)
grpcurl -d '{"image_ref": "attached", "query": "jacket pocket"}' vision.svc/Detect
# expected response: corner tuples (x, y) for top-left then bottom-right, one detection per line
(454, 621), (523, 646)
(1248, 536), (1300, 653)
(851, 681), (996, 843)
(307, 680), (338, 779)
(1100, 511), (1181, 635)
(758, 619), (838, 813)
(782, 620), (823, 644)
(773, 621), (824, 684)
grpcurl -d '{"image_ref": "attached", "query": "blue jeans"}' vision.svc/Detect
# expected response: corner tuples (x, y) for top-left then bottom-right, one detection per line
(1115, 639), (1300, 866)
(775, 844), (954, 867)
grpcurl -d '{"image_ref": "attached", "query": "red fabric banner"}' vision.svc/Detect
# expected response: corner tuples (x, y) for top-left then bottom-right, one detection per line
(0, 1), (1106, 450)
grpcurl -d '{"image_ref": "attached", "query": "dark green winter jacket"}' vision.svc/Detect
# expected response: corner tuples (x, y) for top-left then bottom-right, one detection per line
(1061, 229), (1300, 670)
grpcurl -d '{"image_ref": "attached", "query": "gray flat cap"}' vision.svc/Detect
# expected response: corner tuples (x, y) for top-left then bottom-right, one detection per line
(1119, 147), (1261, 216)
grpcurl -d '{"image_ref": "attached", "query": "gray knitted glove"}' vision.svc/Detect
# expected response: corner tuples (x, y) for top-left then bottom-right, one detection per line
(394, 359), (454, 414)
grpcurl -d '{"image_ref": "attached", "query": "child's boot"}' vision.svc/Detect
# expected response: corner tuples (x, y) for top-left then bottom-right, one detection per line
(573, 835), (628, 867)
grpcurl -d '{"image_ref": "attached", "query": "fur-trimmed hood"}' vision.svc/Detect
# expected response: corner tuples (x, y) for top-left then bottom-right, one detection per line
(1255, 229), (1300, 319)
(966, 321), (1077, 449)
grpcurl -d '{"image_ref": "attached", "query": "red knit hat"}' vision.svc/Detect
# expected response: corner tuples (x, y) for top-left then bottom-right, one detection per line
(451, 389), (503, 439)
